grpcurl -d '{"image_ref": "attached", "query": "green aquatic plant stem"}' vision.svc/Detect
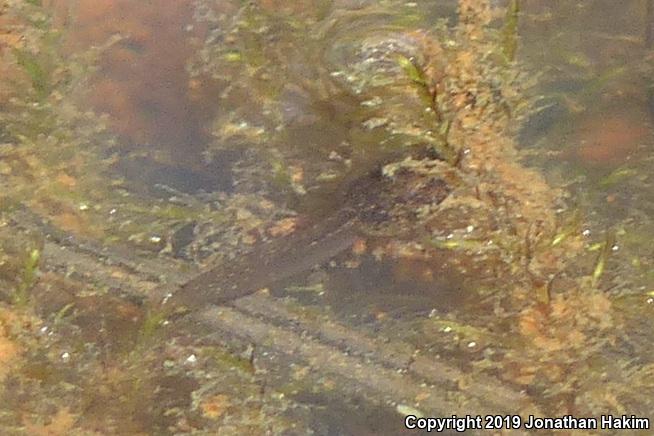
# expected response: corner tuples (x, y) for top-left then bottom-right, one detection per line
(13, 48), (49, 99)
(395, 54), (457, 163)
(500, 0), (520, 62)
(138, 307), (168, 344)
(13, 248), (41, 307)
(591, 231), (616, 288)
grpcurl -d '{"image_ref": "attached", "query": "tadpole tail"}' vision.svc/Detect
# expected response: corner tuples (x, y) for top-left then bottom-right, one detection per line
(165, 208), (359, 311)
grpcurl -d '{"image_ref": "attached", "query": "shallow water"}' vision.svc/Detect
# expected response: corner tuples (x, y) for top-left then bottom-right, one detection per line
(1, 0), (654, 434)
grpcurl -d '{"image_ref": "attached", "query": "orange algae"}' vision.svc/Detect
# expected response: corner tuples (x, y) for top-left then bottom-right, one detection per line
(44, 0), (220, 165)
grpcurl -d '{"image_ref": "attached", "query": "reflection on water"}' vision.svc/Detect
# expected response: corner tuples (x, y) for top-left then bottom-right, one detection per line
(1, 0), (654, 433)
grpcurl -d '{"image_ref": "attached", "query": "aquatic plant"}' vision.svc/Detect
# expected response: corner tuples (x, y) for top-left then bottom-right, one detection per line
(12, 248), (40, 307)
(13, 48), (50, 99)
(500, 0), (520, 62)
